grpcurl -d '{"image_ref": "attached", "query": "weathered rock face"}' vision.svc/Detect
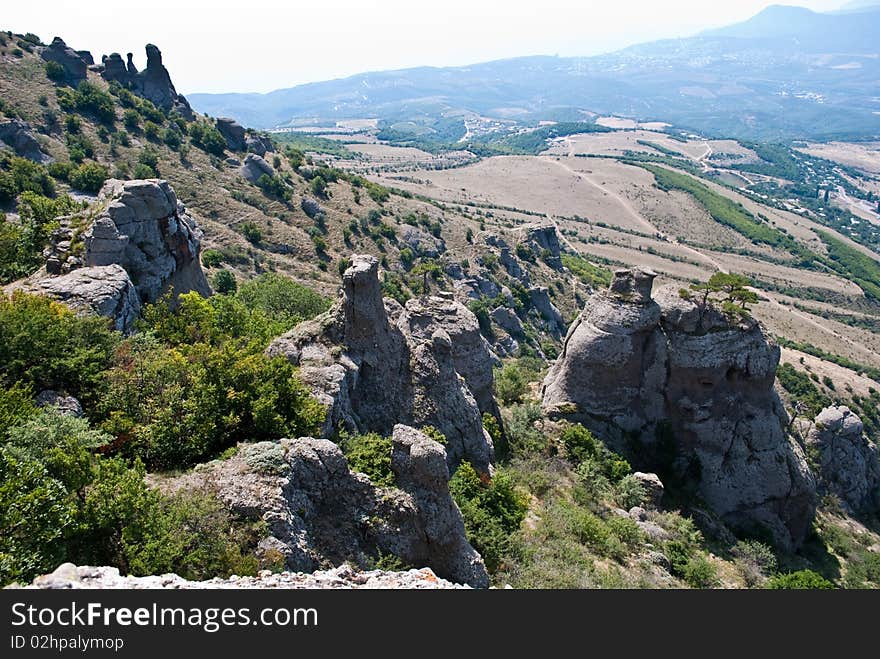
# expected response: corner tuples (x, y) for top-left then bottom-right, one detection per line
(23, 563), (467, 589)
(23, 179), (208, 331)
(162, 428), (488, 587)
(100, 45), (193, 119)
(542, 269), (817, 549)
(40, 37), (87, 83)
(240, 153), (274, 184)
(35, 390), (84, 418)
(523, 224), (563, 270)
(268, 255), (496, 473)
(24, 264), (141, 332)
(399, 224), (445, 258)
(245, 133), (274, 156)
(82, 179), (210, 304)
(529, 286), (565, 337)
(807, 406), (880, 512)
(216, 117), (247, 151)
(0, 119), (51, 163)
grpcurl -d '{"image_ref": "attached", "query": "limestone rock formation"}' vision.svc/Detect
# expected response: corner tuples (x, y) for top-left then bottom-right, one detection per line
(240, 153), (274, 184)
(522, 224), (563, 270)
(246, 132), (274, 156)
(23, 563), (466, 589)
(0, 119), (51, 163)
(542, 268), (816, 549)
(100, 44), (193, 119)
(162, 427), (488, 587)
(399, 224), (445, 258)
(268, 255), (496, 473)
(529, 286), (565, 337)
(216, 117), (247, 151)
(40, 37), (87, 83)
(83, 179), (210, 303)
(24, 264), (141, 332)
(22, 179), (209, 331)
(807, 406), (880, 512)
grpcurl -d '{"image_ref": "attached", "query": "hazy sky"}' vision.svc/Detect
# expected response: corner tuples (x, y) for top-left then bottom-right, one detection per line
(4, 1), (847, 94)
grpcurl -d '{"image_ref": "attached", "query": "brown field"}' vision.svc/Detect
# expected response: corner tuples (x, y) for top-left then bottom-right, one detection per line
(796, 141), (880, 176)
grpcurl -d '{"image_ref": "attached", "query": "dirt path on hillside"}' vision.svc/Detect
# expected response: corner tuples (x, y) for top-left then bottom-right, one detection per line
(546, 151), (726, 273)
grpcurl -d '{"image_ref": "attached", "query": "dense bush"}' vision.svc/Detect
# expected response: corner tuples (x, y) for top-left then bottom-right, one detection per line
(450, 462), (527, 572)
(212, 269), (237, 295)
(561, 424), (631, 480)
(189, 121), (226, 156)
(0, 291), (119, 407)
(57, 81), (116, 125)
(44, 60), (66, 82)
(766, 569), (834, 589)
(338, 431), (394, 487)
(494, 363), (529, 405)
(0, 153), (55, 201)
(68, 162), (108, 193)
(236, 272), (330, 330)
(98, 293), (324, 469)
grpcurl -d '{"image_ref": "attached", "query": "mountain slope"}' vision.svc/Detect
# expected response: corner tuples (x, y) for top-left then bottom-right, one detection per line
(189, 6), (880, 141)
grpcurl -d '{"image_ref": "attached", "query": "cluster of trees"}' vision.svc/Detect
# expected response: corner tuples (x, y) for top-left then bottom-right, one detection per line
(681, 271), (759, 318)
(0, 272), (331, 585)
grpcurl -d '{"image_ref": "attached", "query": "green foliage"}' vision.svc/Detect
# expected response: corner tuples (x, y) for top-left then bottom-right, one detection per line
(201, 248), (223, 268)
(560, 424), (631, 481)
(256, 174), (289, 200)
(494, 363), (529, 405)
(58, 81), (116, 125)
(123, 108), (140, 132)
(120, 488), (261, 580)
(776, 363), (832, 418)
(561, 253), (613, 289)
(766, 570), (834, 589)
(815, 229), (880, 300)
(639, 164), (804, 253)
(0, 152), (55, 201)
(274, 132), (353, 158)
(44, 60), (66, 82)
(188, 120), (226, 156)
(68, 162), (108, 193)
(0, 450), (75, 584)
(450, 462), (527, 572)
(240, 221), (262, 243)
(309, 175), (328, 198)
(0, 291), (119, 407)
(0, 382), (36, 441)
(212, 270), (237, 295)
(99, 293), (325, 469)
(236, 272), (330, 330)
(338, 432), (394, 487)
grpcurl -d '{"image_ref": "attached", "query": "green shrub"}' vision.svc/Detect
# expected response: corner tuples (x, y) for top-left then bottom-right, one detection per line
(450, 462), (527, 572)
(766, 570), (834, 589)
(494, 363), (529, 406)
(201, 248), (223, 268)
(242, 442), (287, 475)
(236, 272), (330, 329)
(189, 121), (226, 156)
(68, 162), (108, 193)
(339, 432), (394, 486)
(212, 270), (237, 295)
(240, 221), (262, 243)
(0, 382), (36, 441)
(681, 553), (720, 589)
(0, 291), (119, 407)
(123, 108), (140, 131)
(44, 60), (66, 82)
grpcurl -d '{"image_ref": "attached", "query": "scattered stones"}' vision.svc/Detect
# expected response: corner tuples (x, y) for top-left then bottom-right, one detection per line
(20, 563), (467, 589)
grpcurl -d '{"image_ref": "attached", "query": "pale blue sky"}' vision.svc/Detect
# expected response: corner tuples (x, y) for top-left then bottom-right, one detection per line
(4, 1), (847, 94)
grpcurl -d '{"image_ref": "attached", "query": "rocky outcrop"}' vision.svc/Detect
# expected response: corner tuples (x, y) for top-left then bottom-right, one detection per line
(23, 179), (208, 331)
(216, 117), (247, 151)
(542, 269), (816, 549)
(268, 255), (496, 473)
(22, 563), (466, 589)
(807, 406), (880, 512)
(40, 37), (87, 83)
(246, 133), (274, 156)
(522, 224), (563, 270)
(82, 179), (210, 304)
(161, 428), (488, 587)
(100, 45), (193, 119)
(529, 286), (565, 337)
(0, 119), (51, 163)
(240, 154), (274, 184)
(24, 264), (141, 332)
(35, 390), (84, 418)
(399, 224), (445, 258)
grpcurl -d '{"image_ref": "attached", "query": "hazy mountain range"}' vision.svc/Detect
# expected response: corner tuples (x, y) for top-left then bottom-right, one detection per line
(191, 4), (880, 141)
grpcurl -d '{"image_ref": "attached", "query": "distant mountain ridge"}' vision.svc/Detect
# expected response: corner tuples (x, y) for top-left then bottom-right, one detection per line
(189, 5), (880, 141)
